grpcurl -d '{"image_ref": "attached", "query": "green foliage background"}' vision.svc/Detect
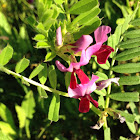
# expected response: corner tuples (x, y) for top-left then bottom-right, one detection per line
(0, 0), (140, 140)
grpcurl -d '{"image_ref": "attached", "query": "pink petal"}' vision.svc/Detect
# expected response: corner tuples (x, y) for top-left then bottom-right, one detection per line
(55, 60), (73, 72)
(75, 69), (89, 84)
(94, 25), (111, 43)
(79, 96), (90, 113)
(96, 77), (120, 90)
(72, 35), (93, 53)
(78, 50), (89, 66)
(86, 75), (99, 95)
(85, 42), (102, 61)
(94, 45), (114, 64)
(68, 74), (99, 98)
(68, 84), (87, 98)
(87, 95), (98, 108)
(70, 72), (77, 89)
(56, 27), (62, 46)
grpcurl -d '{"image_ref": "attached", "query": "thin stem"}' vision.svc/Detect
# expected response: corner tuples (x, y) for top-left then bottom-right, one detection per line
(103, 55), (117, 129)
(37, 121), (51, 139)
(90, 103), (102, 116)
(0, 66), (68, 97)
(64, 0), (71, 22)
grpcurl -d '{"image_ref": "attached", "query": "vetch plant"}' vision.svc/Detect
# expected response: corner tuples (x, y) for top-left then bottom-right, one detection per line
(0, 0), (140, 139)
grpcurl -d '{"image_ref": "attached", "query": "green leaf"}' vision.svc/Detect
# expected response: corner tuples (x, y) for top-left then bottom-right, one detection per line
(120, 5), (138, 34)
(54, 0), (64, 4)
(29, 64), (44, 79)
(129, 102), (139, 115)
(114, 24), (122, 44)
(98, 96), (105, 108)
(121, 15), (131, 34)
(119, 37), (140, 49)
(43, 19), (55, 30)
(118, 110), (135, 123)
(35, 41), (50, 49)
(45, 52), (56, 62)
(41, 9), (53, 23)
(15, 104), (26, 129)
(65, 72), (71, 90)
(96, 58), (110, 70)
(110, 92), (139, 102)
(37, 86), (48, 98)
(33, 34), (46, 41)
(21, 91), (36, 119)
(124, 29), (140, 39)
(95, 71), (108, 81)
(69, 0), (98, 14)
(48, 65), (57, 89)
(124, 110), (136, 134)
(129, 102), (140, 123)
(0, 131), (11, 140)
(36, 22), (45, 30)
(119, 76), (140, 85)
(51, 5), (62, 19)
(130, 18), (140, 26)
(0, 103), (15, 129)
(104, 127), (111, 140)
(115, 47), (140, 61)
(108, 34), (117, 58)
(126, 121), (136, 134)
(0, 45), (13, 66)
(112, 63), (140, 73)
(119, 136), (128, 140)
(25, 16), (36, 27)
(51, 4), (65, 14)
(72, 6), (100, 25)
(38, 63), (47, 85)
(0, 12), (11, 35)
(74, 17), (101, 39)
(48, 93), (60, 122)
(46, 0), (52, 8)
(15, 58), (30, 73)
(94, 89), (106, 96)
(37, 1), (45, 19)
(0, 122), (16, 136)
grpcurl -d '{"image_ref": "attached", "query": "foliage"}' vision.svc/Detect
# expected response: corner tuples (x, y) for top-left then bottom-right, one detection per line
(0, 0), (140, 140)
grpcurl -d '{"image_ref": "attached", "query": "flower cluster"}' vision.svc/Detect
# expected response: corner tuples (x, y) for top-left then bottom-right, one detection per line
(55, 26), (119, 113)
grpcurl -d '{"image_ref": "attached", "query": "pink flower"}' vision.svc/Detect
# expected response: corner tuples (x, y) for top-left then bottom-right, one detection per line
(56, 27), (62, 46)
(71, 26), (114, 64)
(92, 26), (114, 64)
(94, 25), (111, 43)
(71, 35), (93, 54)
(55, 26), (114, 72)
(68, 69), (99, 113)
(96, 78), (120, 90)
(55, 42), (102, 72)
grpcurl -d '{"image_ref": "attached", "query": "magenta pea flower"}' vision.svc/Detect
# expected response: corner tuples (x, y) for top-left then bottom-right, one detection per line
(92, 25), (114, 64)
(68, 69), (99, 113)
(55, 42), (102, 72)
(71, 25), (114, 64)
(71, 35), (93, 54)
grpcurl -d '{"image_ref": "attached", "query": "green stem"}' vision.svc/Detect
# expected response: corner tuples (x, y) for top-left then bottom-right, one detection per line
(103, 57), (116, 129)
(37, 121), (51, 139)
(90, 103), (102, 116)
(65, 0), (71, 22)
(0, 66), (68, 97)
